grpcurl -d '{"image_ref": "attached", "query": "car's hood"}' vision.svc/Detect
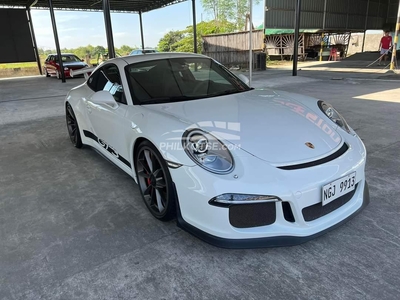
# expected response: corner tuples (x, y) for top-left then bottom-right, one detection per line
(145, 89), (343, 165)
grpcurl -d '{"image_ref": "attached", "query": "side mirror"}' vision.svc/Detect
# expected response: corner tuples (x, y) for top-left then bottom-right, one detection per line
(91, 90), (118, 109)
(237, 74), (250, 86)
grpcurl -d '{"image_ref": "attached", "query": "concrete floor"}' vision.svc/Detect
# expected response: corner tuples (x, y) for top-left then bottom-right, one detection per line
(1, 68), (400, 299)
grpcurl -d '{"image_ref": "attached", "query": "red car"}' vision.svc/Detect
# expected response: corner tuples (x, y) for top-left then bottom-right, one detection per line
(43, 53), (88, 79)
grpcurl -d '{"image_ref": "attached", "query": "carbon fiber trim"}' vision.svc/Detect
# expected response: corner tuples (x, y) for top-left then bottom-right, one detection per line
(278, 143), (349, 170)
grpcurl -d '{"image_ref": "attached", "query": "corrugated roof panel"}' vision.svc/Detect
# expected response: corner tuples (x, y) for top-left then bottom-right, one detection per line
(325, 13), (348, 29)
(326, 0), (350, 14)
(0, 0), (186, 13)
(301, 12), (324, 29)
(267, 0), (295, 11)
(369, 2), (380, 17)
(265, 10), (295, 28)
(264, 0), (393, 31)
(347, 15), (367, 29)
(301, 0), (325, 12)
(348, 0), (368, 15)
(377, 2), (389, 18)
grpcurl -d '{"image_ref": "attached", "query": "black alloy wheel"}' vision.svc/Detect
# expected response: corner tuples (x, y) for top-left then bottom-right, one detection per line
(66, 103), (83, 148)
(136, 141), (176, 221)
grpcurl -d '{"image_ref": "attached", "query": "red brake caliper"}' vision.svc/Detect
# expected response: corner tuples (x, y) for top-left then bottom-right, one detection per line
(146, 153), (151, 186)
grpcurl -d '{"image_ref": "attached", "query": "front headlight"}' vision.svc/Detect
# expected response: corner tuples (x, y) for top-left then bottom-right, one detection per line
(209, 193), (280, 207)
(64, 67), (69, 71)
(318, 100), (351, 133)
(182, 129), (234, 174)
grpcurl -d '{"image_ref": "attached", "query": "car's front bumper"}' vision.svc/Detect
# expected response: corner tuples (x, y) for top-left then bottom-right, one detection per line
(64, 69), (85, 78)
(169, 134), (369, 248)
(175, 181), (369, 249)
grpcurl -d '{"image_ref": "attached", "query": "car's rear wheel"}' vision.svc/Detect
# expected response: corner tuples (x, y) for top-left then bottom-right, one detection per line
(135, 141), (176, 221)
(66, 103), (83, 148)
(56, 70), (61, 80)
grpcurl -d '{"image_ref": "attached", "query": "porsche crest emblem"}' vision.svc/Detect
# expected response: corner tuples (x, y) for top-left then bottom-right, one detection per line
(305, 142), (315, 149)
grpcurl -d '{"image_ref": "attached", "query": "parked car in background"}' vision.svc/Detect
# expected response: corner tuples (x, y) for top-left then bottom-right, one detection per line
(129, 48), (158, 55)
(43, 53), (88, 79)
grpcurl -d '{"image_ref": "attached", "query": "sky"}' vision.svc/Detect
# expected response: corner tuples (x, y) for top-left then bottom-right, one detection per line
(31, 0), (265, 50)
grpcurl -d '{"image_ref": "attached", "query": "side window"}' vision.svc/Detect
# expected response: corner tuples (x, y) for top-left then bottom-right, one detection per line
(87, 64), (126, 105)
(87, 69), (99, 91)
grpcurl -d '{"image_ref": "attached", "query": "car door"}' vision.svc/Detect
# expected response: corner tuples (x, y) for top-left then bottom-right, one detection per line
(44, 55), (50, 73)
(85, 63), (133, 172)
(47, 55), (57, 75)
(44, 55), (51, 74)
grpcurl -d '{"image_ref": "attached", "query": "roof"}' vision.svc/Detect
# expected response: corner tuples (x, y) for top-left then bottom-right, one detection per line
(0, 0), (186, 13)
(114, 52), (208, 64)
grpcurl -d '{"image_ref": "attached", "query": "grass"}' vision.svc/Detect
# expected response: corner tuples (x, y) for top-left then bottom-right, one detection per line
(0, 62), (39, 69)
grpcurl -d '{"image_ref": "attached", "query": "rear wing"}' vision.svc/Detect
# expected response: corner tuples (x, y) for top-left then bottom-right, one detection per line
(70, 66), (96, 79)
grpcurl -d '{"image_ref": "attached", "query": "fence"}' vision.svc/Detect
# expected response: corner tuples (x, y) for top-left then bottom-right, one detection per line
(202, 30), (265, 68)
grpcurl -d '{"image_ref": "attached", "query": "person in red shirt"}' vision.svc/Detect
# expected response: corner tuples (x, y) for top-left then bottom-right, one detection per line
(378, 31), (393, 65)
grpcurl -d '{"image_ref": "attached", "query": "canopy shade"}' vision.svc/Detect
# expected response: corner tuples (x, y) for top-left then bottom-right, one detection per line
(0, 0), (186, 13)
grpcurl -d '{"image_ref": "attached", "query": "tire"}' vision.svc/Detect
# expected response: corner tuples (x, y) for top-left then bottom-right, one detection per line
(65, 103), (83, 148)
(44, 68), (50, 77)
(135, 141), (176, 221)
(56, 70), (61, 80)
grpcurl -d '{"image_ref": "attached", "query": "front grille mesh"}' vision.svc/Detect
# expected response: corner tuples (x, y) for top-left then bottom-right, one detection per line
(229, 202), (276, 228)
(302, 184), (359, 222)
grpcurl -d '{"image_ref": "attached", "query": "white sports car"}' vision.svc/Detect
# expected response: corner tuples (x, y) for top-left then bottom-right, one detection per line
(65, 53), (369, 248)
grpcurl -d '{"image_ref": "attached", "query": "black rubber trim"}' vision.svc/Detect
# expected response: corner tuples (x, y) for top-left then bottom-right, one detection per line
(277, 143), (349, 170)
(175, 182), (370, 249)
(302, 183), (358, 221)
(83, 130), (97, 141)
(83, 130), (131, 168)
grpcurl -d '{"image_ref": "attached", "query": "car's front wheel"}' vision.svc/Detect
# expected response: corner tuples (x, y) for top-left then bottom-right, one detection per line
(135, 141), (176, 221)
(66, 103), (83, 148)
(44, 68), (50, 77)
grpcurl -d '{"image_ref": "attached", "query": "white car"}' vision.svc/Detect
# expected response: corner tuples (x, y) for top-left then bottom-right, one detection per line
(129, 48), (158, 55)
(65, 53), (369, 248)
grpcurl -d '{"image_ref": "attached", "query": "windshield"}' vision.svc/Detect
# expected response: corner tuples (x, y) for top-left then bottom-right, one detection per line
(125, 57), (251, 104)
(142, 50), (157, 53)
(55, 55), (82, 62)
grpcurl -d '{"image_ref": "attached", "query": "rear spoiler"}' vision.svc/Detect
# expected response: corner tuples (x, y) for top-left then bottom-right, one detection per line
(70, 66), (96, 79)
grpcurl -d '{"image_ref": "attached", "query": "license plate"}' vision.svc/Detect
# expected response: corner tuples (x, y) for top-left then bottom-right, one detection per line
(322, 172), (356, 206)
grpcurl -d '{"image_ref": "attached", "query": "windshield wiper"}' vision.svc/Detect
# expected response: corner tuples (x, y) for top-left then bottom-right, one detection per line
(141, 95), (198, 104)
(205, 89), (247, 98)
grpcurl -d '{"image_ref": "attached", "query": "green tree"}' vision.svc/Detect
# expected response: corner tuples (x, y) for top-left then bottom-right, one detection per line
(117, 45), (135, 55)
(92, 45), (106, 56)
(157, 20), (236, 53)
(158, 30), (185, 52)
(200, 0), (260, 30)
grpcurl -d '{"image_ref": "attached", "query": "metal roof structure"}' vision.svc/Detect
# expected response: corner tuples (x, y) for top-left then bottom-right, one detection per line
(0, 0), (186, 12)
(0, 0), (196, 82)
(264, 0), (399, 32)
